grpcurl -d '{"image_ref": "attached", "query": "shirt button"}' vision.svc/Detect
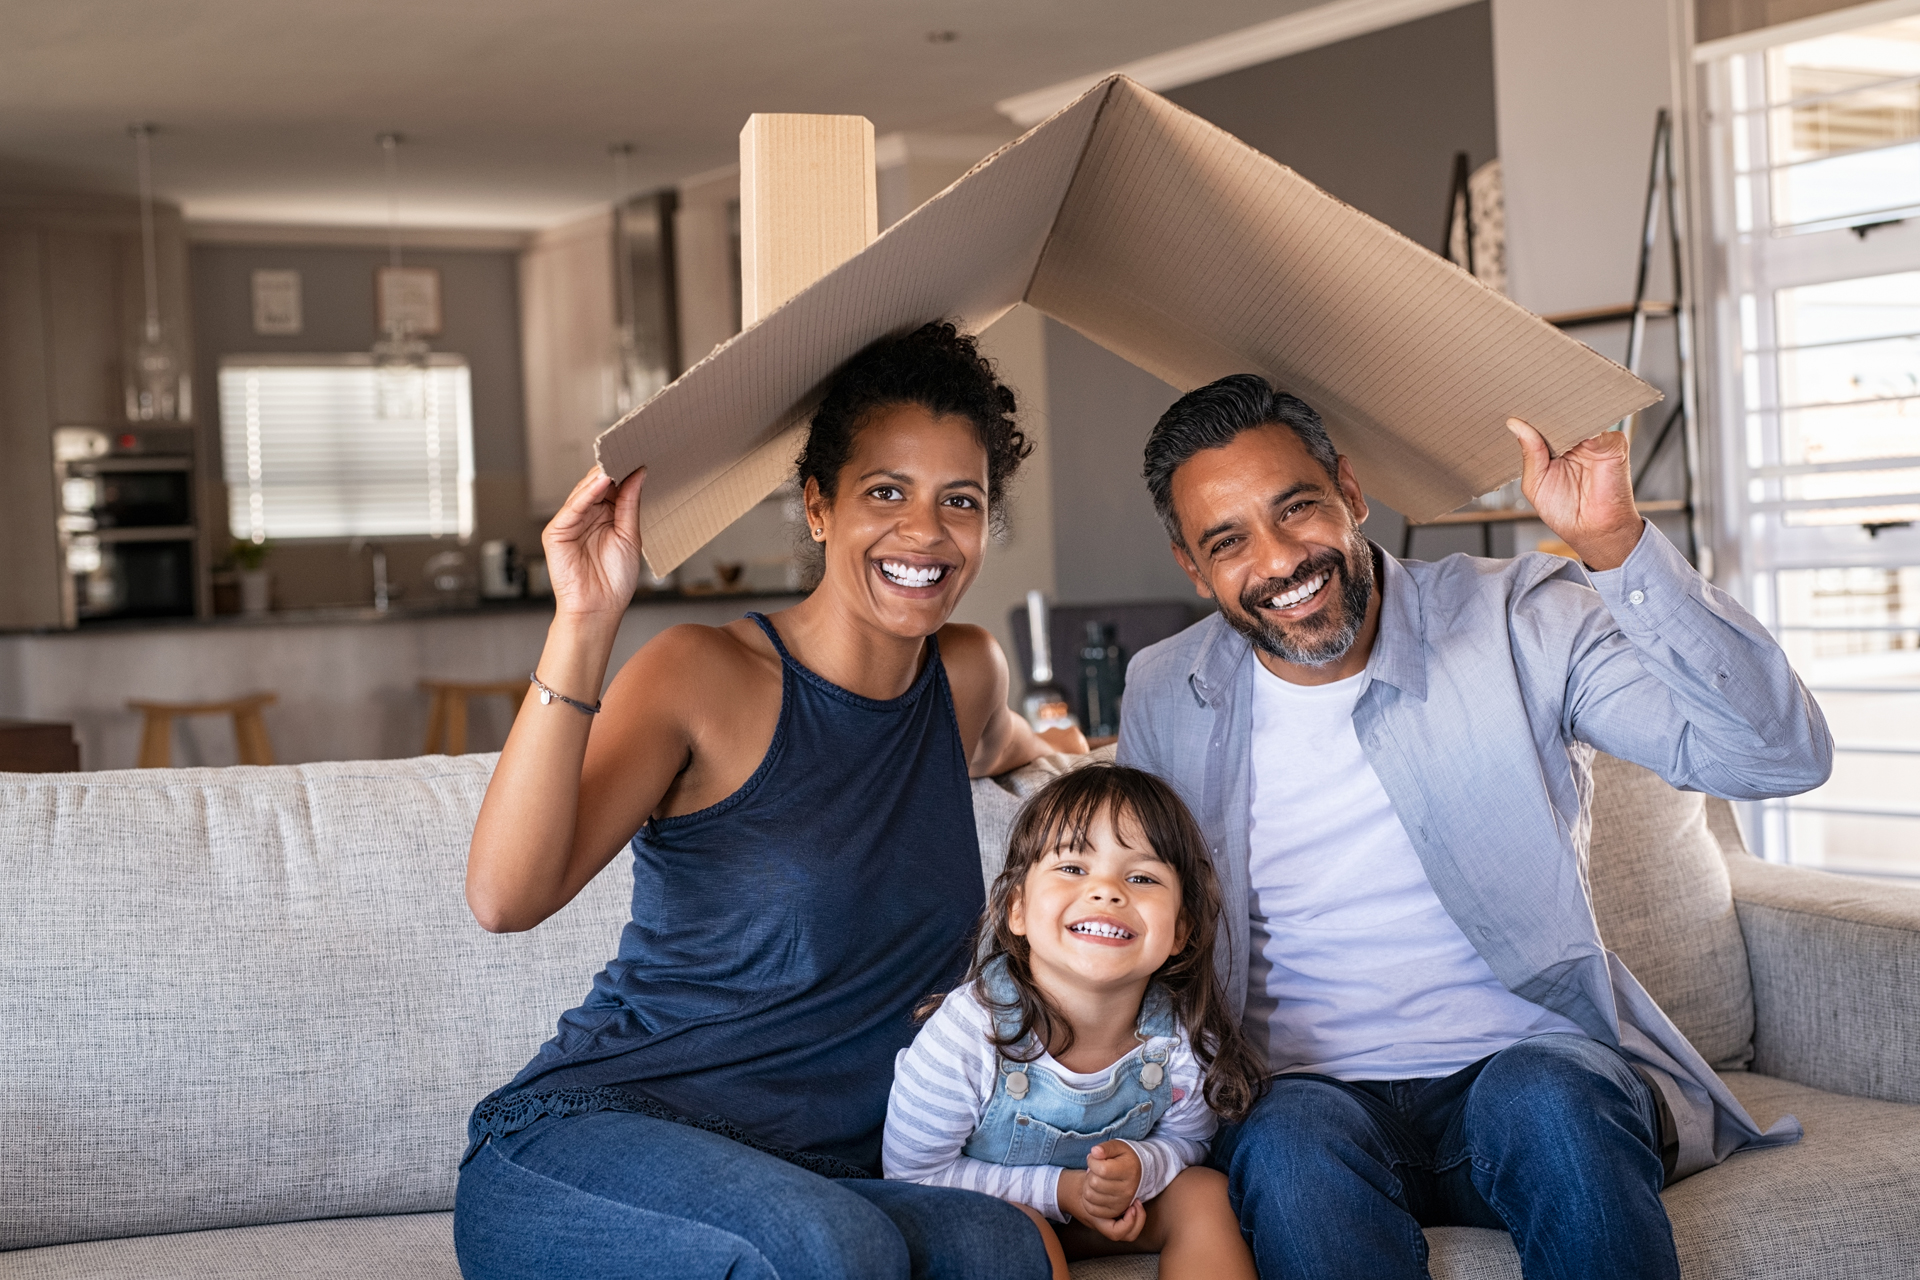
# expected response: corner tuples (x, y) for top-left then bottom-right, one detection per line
(1628, 590), (1645, 605)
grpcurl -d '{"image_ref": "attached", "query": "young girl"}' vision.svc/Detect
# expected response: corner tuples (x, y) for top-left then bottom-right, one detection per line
(884, 763), (1266, 1280)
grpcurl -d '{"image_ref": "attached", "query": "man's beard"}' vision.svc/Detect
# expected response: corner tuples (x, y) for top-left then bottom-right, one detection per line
(1224, 530), (1375, 668)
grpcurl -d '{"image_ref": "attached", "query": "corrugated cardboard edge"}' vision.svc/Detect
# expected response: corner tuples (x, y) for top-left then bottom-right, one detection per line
(596, 73), (1661, 572)
(595, 82), (1113, 576)
(1025, 78), (1662, 520)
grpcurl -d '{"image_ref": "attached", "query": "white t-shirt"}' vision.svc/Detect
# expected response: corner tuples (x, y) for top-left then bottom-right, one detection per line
(883, 981), (1215, 1221)
(1245, 662), (1581, 1080)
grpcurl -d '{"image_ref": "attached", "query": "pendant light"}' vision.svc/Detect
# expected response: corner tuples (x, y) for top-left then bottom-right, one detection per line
(371, 132), (430, 420)
(125, 123), (186, 422)
(609, 142), (647, 417)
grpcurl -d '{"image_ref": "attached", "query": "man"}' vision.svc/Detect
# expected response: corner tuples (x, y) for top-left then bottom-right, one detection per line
(1116, 375), (1829, 1279)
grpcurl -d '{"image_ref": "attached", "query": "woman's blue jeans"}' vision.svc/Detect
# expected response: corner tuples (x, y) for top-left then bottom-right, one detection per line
(1210, 1034), (1680, 1280)
(454, 1109), (1052, 1280)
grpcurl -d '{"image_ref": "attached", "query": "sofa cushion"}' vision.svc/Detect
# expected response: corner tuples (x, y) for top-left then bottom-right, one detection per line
(971, 775), (1022, 891)
(0, 1213), (1154, 1280)
(9, 1073), (1905, 1279)
(1585, 752), (1755, 1070)
(1418, 1070), (1920, 1280)
(0, 757), (629, 1251)
(1667, 1071), (1920, 1279)
(0, 1213), (459, 1280)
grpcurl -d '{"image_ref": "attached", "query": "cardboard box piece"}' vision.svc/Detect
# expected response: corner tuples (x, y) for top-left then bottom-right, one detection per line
(739, 114), (878, 327)
(597, 75), (1660, 576)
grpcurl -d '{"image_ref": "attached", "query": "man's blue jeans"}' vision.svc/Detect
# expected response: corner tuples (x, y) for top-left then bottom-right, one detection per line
(1210, 1034), (1679, 1280)
(453, 1109), (1052, 1280)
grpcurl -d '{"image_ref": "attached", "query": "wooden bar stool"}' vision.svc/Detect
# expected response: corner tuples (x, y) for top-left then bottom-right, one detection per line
(420, 679), (529, 756)
(129, 693), (277, 768)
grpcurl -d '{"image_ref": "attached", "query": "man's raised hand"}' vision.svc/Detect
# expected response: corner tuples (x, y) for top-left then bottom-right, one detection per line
(1506, 418), (1645, 572)
(543, 465), (646, 622)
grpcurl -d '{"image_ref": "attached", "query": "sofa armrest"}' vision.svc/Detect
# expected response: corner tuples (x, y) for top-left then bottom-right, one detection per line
(1727, 854), (1920, 1105)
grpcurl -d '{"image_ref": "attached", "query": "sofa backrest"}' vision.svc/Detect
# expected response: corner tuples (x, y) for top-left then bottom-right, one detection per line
(0, 748), (1755, 1251)
(0, 756), (628, 1252)
(1584, 751), (1756, 1070)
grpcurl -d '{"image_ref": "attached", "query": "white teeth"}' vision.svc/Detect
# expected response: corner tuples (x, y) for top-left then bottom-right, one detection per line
(1069, 921), (1133, 940)
(1269, 573), (1328, 610)
(881, 560), (945, 587)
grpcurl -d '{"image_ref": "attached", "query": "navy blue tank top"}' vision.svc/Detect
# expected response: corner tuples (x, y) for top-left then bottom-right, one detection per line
(468, 613), (983, 1176)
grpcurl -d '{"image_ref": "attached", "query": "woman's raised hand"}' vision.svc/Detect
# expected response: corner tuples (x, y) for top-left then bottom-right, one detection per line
(542, 465), (646, 620)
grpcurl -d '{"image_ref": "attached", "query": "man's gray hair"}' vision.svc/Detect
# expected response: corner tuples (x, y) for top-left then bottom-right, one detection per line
(1142, 374), (1339, 544)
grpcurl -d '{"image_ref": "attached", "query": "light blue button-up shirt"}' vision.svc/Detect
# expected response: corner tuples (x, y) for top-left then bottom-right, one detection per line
(1117, 522), (1830, 1178)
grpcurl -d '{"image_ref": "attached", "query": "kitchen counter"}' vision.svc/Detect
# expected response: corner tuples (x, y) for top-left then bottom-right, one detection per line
(0, 592), (805, 770)
(5, 587), (804, 636)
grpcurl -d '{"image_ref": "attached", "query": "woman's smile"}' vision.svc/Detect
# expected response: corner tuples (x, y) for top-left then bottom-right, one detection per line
(875, 556), (953, 593)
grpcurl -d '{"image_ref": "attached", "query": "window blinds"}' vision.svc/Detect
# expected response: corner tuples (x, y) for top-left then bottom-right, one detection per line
(218, 358), (475, 542)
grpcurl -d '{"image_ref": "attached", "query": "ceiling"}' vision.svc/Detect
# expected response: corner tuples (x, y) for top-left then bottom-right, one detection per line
(0, 0), (1322, 230)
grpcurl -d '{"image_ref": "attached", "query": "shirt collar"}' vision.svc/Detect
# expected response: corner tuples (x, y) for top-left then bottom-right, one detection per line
(1184, 541), (1428, 705)
(1365, 542), (1428, 702)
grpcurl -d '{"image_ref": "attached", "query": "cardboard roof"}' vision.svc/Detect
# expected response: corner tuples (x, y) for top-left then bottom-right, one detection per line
(597, 75), (1660, 576)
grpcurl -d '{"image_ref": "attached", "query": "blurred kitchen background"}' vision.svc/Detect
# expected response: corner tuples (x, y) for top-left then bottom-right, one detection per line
(1, 0), (1915, 880)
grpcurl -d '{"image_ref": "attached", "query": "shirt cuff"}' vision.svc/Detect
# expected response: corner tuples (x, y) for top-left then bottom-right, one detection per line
(1039, 1165), (1066, 1223)
(1585, 518), (1689, 628)
(1114, 1138), (1164, 1204)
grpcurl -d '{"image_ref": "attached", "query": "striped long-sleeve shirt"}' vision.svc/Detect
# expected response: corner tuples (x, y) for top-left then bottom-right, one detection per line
(881, 980), (1216, 1221)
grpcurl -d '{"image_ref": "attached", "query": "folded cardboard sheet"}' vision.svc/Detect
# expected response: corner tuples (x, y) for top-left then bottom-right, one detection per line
(597, 75), (1660, 575)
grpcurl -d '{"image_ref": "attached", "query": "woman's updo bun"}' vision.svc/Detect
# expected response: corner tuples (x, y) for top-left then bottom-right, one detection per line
(796, 321), (1031, 531)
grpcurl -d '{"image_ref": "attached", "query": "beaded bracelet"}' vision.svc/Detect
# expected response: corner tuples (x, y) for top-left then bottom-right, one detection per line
(529, 671), (602, 715)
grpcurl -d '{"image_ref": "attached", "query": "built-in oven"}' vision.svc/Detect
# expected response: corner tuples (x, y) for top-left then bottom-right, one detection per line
(54, 427), (199, 625)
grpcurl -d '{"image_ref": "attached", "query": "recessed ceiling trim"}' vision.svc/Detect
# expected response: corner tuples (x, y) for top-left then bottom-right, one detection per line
(874, 132), (1015, 168)
(995, 0), (1476, 125)
(187, 220), (533, 250)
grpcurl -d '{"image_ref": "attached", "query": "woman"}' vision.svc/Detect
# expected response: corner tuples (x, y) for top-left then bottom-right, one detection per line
(455, 323), (1080, 1279)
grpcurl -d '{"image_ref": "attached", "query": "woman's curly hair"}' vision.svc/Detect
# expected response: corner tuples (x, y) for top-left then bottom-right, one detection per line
(796, 321), (1031, 533)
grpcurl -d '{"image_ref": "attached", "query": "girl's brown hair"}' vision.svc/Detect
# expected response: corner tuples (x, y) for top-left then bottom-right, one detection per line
(941, 762), (1269, 1121)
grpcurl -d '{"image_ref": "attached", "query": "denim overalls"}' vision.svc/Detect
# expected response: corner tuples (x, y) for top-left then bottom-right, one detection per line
(960, 957), (1179, 1170)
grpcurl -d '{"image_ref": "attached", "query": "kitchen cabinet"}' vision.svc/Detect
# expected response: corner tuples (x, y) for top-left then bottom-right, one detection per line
(0, 192), (193, 632)
(0, 226), (61, 631)
(519, 208), (620, 517)
(519, 181), (738, 517)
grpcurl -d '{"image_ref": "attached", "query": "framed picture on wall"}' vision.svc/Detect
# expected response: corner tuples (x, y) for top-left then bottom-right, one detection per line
(376, 266), (442, 336)
(251, 269), (302, 335)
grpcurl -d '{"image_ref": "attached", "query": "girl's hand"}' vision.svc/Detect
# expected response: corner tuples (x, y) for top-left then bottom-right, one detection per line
(1058, 1142), (1145, 1239)
(543, 465), (646, 621)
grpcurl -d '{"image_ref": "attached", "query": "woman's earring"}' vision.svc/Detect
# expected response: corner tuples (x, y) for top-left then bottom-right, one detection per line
(813, 527), (823, 539)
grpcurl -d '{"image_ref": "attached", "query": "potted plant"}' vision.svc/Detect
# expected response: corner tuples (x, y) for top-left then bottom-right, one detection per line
(232, 538), (273, 616)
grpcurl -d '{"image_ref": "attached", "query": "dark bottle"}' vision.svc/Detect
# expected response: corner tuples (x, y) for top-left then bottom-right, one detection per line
(1079, 620), (1124, 739)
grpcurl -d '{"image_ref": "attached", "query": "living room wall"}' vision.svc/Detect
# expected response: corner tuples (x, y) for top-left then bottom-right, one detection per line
(189, 239), (543, 610)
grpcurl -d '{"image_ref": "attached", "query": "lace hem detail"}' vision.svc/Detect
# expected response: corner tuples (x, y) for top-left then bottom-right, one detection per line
(467, 1085), (875, 1181)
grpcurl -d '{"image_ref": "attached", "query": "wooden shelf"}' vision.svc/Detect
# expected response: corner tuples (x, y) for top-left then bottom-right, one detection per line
(1542, 301), (1675, 329)
(1408, 498), (1687, 529)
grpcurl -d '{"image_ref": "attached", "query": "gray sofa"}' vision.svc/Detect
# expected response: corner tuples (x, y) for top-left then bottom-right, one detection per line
(1, 751), (1915, 1279)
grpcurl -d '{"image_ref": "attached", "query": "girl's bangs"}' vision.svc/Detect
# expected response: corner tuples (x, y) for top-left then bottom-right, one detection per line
(1021, 773), (1158, 864)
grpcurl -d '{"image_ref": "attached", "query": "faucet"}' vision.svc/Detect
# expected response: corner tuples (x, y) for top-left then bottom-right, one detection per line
(352, 539), (391, 613)
(371, 546), (390, 613)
